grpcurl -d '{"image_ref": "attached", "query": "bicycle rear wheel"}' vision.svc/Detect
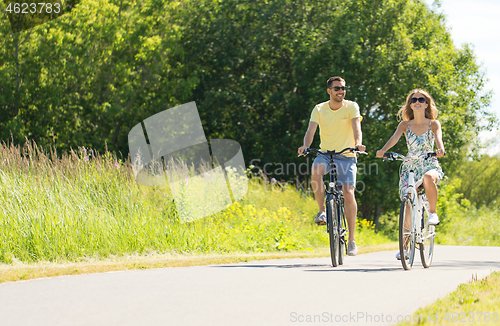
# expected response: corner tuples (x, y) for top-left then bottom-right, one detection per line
(420, 201), (435, 268)
(337, 197), (346, 265)
(326, 194), (339, 267)
(399, 196), (415, 270)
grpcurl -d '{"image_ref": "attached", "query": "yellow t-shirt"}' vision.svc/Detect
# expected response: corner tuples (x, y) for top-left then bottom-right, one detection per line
(310, 100), (362, 158)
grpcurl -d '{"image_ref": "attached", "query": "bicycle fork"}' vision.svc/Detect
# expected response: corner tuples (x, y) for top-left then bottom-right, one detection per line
(338, 199), (347, 245)
(407, 168), (427, 244)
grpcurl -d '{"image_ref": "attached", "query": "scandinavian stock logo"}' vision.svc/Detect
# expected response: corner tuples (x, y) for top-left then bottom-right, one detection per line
(128, 102), (248, 223)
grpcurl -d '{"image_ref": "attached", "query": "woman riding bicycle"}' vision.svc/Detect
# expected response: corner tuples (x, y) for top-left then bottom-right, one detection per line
(376, 89), (445, 255)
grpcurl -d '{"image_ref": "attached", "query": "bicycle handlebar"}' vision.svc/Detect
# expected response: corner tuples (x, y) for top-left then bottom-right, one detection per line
(382, 151), (446, 161)
(298, 147), (368, 157)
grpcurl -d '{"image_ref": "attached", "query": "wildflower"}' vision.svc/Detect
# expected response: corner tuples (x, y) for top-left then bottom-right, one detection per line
(270, 178), (277, 184)
(84, 156), (89, 161)
(114, 162), (120, 168)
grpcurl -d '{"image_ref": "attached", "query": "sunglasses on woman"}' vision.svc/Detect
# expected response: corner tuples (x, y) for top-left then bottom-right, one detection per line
(410, 97), (427, 103)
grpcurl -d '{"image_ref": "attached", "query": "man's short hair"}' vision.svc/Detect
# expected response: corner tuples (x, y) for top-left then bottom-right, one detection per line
(327, 76), (346, 88)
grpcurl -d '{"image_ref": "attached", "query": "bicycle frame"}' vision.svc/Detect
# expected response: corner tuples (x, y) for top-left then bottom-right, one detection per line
(300, 147), (367, 266)
(404, 168), (423, 243)
(384, 152), (438, 270)
(398, 155), (436, 244)
(322, 152), (346, 248)
(323, 153), (343, 202)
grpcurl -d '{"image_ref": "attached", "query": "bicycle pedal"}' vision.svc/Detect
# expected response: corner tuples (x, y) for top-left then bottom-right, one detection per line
(316, 221), (326, 226)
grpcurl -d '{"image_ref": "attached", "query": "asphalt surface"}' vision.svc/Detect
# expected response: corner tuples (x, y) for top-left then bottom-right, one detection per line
(1, 245), (500, 326)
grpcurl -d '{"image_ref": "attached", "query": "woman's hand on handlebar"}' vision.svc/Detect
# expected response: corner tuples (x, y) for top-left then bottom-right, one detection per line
(376, 150), (386, 158)
(435, 148), (446, 158)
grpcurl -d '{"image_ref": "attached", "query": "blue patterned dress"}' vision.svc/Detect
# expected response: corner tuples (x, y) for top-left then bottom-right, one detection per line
(399, 121), (444, 199)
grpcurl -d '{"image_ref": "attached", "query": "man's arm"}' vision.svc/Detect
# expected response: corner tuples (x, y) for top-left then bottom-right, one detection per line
(298, 121), (318, 155)
(351, 117), (365, 151)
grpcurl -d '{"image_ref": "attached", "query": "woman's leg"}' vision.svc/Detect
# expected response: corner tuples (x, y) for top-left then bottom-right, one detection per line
(422, 170), (440, 213)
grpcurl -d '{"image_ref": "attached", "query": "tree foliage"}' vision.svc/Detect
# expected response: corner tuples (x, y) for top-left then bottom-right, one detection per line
(1, 0), (192, 153)
(178, 0), (495, 222)
(450, 154), (500, 209)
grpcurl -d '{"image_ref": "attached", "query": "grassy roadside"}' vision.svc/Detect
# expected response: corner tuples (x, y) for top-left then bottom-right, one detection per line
(0, 141), (392, 265)
(0, 243), (397, 283)
(397, 271), (500, 325)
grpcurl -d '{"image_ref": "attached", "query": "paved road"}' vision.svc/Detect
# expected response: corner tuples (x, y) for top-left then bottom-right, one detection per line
(1, 245), (500, 326)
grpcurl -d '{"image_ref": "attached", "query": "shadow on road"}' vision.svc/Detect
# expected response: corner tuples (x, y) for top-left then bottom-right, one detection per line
(211, 264), (401, 272)
(213, 264), (331, 269)
(304, 267), (401, 272)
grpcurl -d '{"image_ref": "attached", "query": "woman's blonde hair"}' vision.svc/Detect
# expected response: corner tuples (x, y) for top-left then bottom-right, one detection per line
(397, 89), (438, 121)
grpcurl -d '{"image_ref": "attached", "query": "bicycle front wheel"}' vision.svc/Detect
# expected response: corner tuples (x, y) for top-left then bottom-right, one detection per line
(420, 203), (435, 268)
(326, 194), (339, 267)
(399, 196), (415, 270)
(337, 197), (346, 266)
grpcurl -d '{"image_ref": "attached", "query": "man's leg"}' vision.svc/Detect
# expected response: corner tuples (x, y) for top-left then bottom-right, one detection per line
(342, 184), (357, 242)
(311, 162), (326, 212)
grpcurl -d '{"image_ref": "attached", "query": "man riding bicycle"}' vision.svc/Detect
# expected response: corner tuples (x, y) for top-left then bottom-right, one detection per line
(298, 76), (365, 256)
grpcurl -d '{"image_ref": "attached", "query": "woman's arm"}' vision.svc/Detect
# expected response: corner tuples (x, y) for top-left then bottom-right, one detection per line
(376, 121), (407, 157)
(431, 120), (446, 157)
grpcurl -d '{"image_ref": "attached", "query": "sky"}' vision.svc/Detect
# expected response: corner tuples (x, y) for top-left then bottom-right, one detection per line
(424, 0), (500, 155)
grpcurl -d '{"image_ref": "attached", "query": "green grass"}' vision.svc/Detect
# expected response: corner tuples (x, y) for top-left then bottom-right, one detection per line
(435, 179), (500, 246)
(397, 271), (500, 325)
(0, 141), (391, 264)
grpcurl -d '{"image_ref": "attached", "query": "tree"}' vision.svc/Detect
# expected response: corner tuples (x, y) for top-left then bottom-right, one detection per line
(0, 0), (193, 155)
(178, 0), (495, 222)
(450, 154), (500, 209)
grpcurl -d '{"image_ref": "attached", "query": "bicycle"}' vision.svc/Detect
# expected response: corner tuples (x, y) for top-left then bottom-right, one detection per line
(383, 151), (442, 270)
(299, 147), (367, 267)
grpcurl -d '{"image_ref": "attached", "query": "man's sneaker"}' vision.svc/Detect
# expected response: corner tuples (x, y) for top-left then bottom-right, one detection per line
(396, 250), (409, 260)
(347, 241), (358, 256)
(314, 211), (326, 225)
(428, 213), (440, 225)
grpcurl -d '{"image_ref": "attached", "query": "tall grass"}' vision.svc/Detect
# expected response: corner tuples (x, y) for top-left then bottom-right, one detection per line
(0, 141), (390, 264)
(434, 180), (500, 246)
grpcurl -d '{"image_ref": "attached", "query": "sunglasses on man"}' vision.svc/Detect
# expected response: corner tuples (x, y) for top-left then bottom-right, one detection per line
(328, 86), (347, 91)
(410, 97), (427, 103)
